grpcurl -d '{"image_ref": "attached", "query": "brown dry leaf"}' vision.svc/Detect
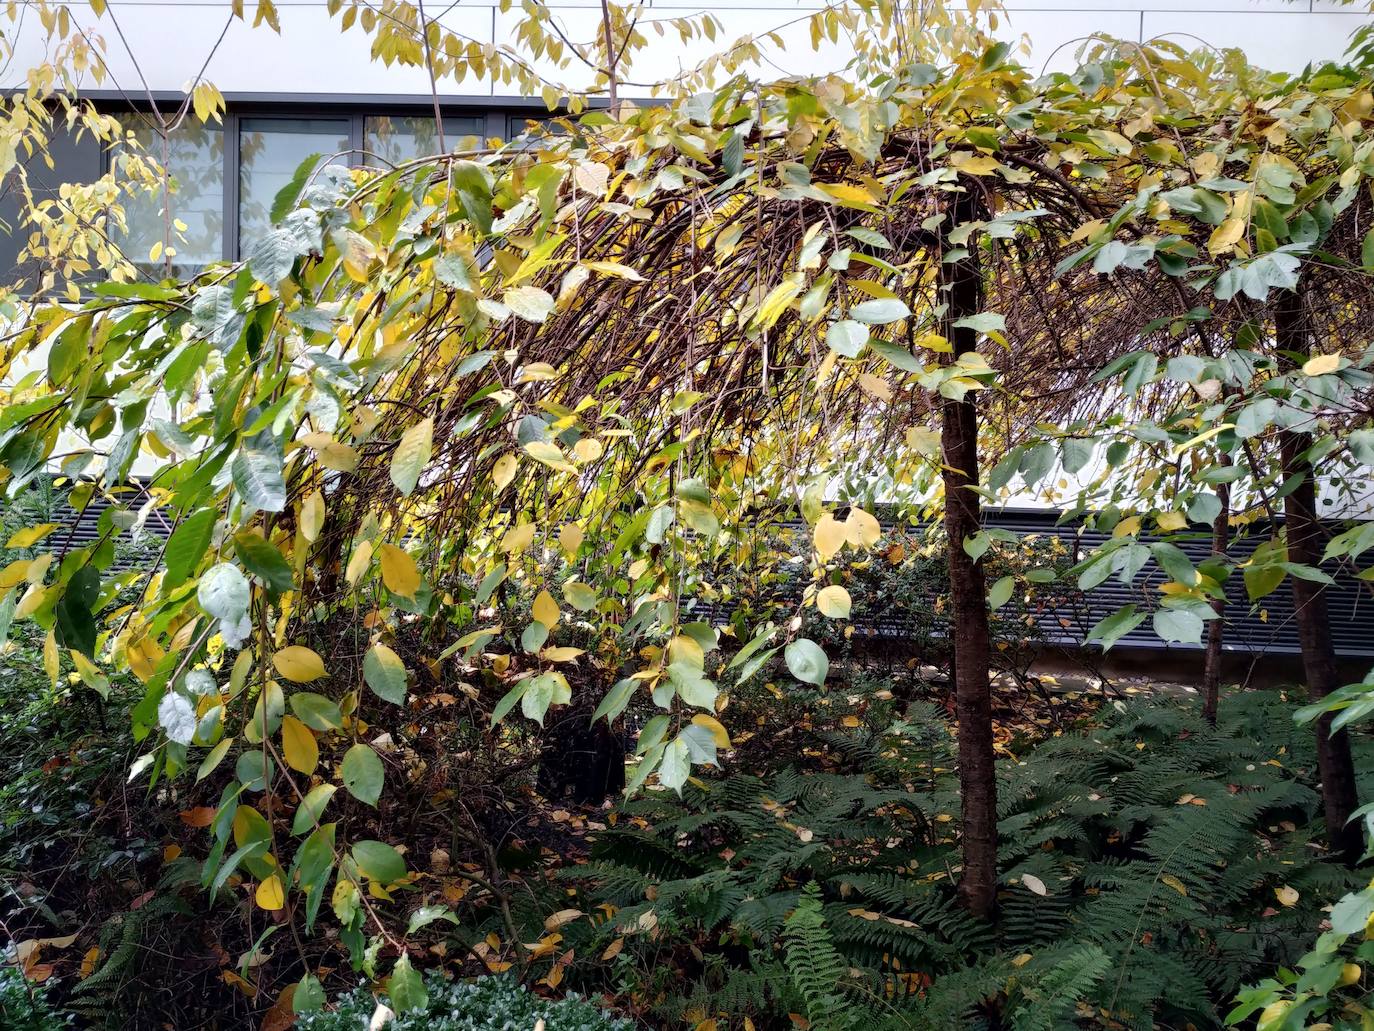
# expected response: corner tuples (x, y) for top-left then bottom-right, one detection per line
(180, 806), (217, 828)
(600, 938), (624, 961)
(543, 909), (583, 931)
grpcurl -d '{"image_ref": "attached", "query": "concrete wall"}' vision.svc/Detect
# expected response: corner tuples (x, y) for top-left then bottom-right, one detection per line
(0, 1), (1360, 100)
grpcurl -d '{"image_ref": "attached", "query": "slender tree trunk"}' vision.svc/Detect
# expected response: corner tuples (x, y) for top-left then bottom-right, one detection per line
(940, 191), (997, 919)
(1201, 476), (1229, 727)
(1275, 288), (1361, 862)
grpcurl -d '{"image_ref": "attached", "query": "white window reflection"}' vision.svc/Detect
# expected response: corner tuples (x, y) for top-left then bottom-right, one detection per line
(238, 118), (350, 253)
(363, 115), (484, 166)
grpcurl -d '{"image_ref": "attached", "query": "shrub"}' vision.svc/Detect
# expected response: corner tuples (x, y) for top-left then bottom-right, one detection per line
(297, 973), (634, 1031)
(0, 966), (72, 1030)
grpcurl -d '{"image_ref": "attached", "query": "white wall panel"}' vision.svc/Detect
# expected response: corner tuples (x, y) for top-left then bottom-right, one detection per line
(1140, 10), (1361, 72)
(0, 0), (1361, 98)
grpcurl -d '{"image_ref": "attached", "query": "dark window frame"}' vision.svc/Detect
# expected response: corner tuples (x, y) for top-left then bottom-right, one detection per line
(95, 93), (565, 265)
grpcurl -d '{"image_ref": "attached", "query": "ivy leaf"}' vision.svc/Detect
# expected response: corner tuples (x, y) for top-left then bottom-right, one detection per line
(341, 744), (383, 806)
(785, 638), (828, 686)
(390, 418), (433, 496)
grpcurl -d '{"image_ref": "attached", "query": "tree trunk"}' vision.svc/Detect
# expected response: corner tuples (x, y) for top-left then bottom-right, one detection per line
(1275, 288), (1361, 862)
(940, 192), (997, 919)
(1201, 476), (1229, 727)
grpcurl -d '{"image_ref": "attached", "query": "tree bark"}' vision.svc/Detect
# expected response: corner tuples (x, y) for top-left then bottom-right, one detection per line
(940, 191), (997, 919)
(1275, 287), (1361, 862)
(1201, 476), (1229, 727)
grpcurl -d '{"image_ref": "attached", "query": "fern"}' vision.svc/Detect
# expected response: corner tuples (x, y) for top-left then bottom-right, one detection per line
(784, 883), (852, 1031)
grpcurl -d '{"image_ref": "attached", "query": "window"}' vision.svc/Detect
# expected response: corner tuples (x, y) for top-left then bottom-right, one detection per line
(363, 115), (485, 166)
(114, 116), (225, 279)
(238, 118), (351, 253)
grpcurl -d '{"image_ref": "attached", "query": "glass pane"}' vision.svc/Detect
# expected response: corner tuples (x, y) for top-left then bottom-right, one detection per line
(238, 118), (350, 254)
(363, 115), (485, 165)
(115, 116), (225, 279)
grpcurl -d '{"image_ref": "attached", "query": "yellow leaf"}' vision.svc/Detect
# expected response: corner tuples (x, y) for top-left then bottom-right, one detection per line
(300, 491), (325, 543)
(1303, 353), (1342, 376)
(255, 874), (285, 911)
(1113, 515), (1143, 539)
(814, 514), (846, 561)
(281, 715), (318, 774)
(668, 634), (705, 669)
(1161, 874), (1188, 896)
(273, 646), (326, 683)
(816, 584), (851, 619)
(0, 559), (31, 589)
(1275, 885), (1299, 907)
(524, 440), (575, 473)
(541, 646), (584, 662)
(857, 373), (893, 402)
(6, 523), (58, 548)
(492, 454), (518, 491)
(559, 523), (584, 555)
(501, 523), (536, 554)
(691, 713), (731, 748)
(573, 437), (604, 463)
(378, 543), (421, 598)
(532, 589), (560, 628)
(1207, 216), (1246, 255)
(845, 507), (881, 548)
(345, 540), (374, 585)
(1156, 510), (1188, 532)
(950, 152), (1001, 176)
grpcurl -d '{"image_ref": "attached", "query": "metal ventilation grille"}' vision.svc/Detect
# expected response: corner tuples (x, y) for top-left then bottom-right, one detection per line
(10, 491), (1373, 658)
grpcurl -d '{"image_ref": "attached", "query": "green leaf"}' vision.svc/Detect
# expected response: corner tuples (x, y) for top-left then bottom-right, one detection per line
(387, 954), (428, 1014)
(988, 575), (1015, 610)
(591, 678), (636, 725)
(825, 320), (869, 358)
(340, 744), (383, 807)
(165, 508), (216, 590)
(390, 418), (433, 496)
(1153, 607), (1204, 645)
(234, 532), (294, 595)
(290, 692), (343, 731)
(54, 564), (99, 658)
(271, 153), (320, 223)
(850, 298), (910, 325)
(363, 643), (407, 704)
(658, 736), (691, 794)
(292, 973), (326, 1014)
(198, 563), (250, 623)
(232, 447), (287, 514)
(291, 784), (337, 835)
(1086, 605), (1146, 651)
(784, 638), (828, 686)
(352, 839), (405, 884)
